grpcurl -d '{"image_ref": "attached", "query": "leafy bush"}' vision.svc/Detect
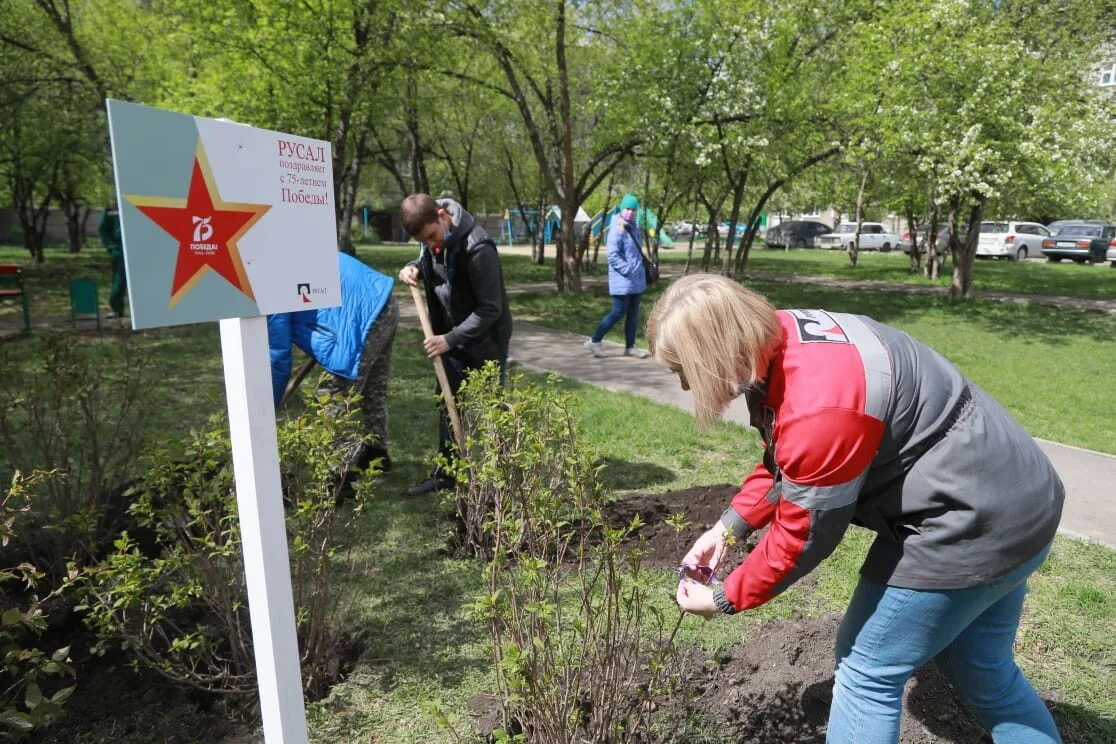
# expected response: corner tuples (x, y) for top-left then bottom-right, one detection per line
(449, 366), (684, 742)
(80, 387), (376, 702)
(0, 333), (147, 578)
(1, 471), (76, 740)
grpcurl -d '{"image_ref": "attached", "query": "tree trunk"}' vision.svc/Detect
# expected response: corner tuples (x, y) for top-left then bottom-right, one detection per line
(684, 186), (700, 275)
(16, 203), (49, 263)
(733, 179), (785, 276)
(905, 199), (921, 272)
(848, 169), (870, 269)
(557, 197), (582, 293)
(532, 190), (546, 265)
(720, 179), (746, 275)
(13, 176), (53, 262)
(924, 207), (943, 281)
(336, 125), (367, 255)
(950, 197), (985, 300)
(940, 196), (965, 284)
(63, 198), (85, 253)
(591, 176), (615, 271)
(405, 72), (429, 195)
(554, 0), (581, 293)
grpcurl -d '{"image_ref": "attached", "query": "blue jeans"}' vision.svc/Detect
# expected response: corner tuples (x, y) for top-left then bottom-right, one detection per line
(592, 293), (642, 349)
(829, 544), (1059, 743)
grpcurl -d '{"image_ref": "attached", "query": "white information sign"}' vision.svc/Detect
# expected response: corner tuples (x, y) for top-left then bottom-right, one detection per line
(107, 99), (340, 329)
(105, 99), (335, 744)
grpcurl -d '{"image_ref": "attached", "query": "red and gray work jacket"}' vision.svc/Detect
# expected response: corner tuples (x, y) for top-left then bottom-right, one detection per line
(713, 310), (1064, 615)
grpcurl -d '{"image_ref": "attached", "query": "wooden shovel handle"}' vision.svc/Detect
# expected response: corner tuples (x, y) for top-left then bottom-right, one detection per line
(409, 284), (466, 454)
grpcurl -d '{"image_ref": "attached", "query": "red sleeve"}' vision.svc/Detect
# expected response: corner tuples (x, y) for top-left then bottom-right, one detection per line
(721, 408), (885, 611)
(723, 497), (814, 610)
(728, 464), (779, 531)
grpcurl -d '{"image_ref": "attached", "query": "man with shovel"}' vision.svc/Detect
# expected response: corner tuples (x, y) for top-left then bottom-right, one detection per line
(399, 193), (512, 497)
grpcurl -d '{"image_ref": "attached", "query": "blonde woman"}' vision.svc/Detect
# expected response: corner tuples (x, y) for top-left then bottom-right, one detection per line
(649, 274), (1064, 744)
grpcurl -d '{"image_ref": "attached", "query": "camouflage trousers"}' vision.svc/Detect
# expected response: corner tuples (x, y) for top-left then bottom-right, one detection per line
(321, 296), (398, 471)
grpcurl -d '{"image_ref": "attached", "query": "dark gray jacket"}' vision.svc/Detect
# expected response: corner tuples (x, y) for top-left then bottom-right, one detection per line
(715, 310), (1064, 612)
(407, 199), (512, 368)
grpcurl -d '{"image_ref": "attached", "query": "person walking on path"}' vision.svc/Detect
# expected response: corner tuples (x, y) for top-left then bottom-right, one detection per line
(584, 193), (651, 359)
(398, 193), (513, 497)
(267, 252), (398, 479)
(651, 274), (1065, 744)
(98, 204), (127, 319)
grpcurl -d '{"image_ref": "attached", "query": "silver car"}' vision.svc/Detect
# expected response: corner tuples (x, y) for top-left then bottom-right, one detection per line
(976, 221), (1049, 261)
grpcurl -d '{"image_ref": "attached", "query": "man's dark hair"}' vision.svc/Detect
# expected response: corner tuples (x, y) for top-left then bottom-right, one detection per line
(401, 194), (440, 235)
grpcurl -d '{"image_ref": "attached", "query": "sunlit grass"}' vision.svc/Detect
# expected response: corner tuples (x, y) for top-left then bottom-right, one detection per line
(510, 280), (1116, 455)
(3, 245), (1112, 741)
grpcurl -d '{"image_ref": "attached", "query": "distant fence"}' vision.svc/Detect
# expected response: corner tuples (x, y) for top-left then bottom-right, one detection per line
(0, 207), (106, 246)
(0, 205), (512, 248)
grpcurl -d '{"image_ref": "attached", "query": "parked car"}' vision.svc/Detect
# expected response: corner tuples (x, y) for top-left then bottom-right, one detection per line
(975, 221), (1050, 261)
(816, 222), (901, 252)
(900, 224), (976, 254)
(1041, 222), (1116, 264)
(669, 220), (706, 238)
(764, 220), (832, 248)
(1107, 240), (1116, 268)
(1044, 219), (1101, 235)
(717, 222), (750, 237)
(901, 224), (944, 253)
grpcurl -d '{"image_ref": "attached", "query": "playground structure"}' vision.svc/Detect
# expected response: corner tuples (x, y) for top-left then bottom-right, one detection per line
(499, 208), (542, 246)
(499, 204), (674, 247)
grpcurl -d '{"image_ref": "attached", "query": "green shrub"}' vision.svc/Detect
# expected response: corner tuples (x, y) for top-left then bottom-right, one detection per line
(0, 333), (147, 578)
(449, 365), (683, 742)
(80, 387), (377, 703)
(1, 471), (76, 740)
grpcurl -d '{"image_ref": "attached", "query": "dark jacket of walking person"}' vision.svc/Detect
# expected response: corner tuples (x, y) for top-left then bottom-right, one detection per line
(399, 193), (512, 496)
(267, 252), (397, 473)
(585, 193), (650, 358)
(650, 274), (1065, 744)
(98, 206), (127, 317)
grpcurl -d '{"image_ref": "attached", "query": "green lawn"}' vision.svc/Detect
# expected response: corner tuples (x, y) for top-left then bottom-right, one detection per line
(2, 243), (1113, 742)
(0, 243), (558, 322)
(312, 335), (1116, 743)
(660, 243), (1116, 300)
(511, 278), (1116, 455)
(7, 240), (1110, 323)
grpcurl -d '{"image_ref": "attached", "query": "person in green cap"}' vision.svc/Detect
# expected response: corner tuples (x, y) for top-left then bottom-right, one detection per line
(97, 204), (127, 320)
(584, 193), (652, 359)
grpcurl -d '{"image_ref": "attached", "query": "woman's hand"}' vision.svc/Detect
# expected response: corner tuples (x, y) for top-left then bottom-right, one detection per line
(675, 520), (731, 619)
(676, 579), (718, 619)
(682, 521), (729, 573)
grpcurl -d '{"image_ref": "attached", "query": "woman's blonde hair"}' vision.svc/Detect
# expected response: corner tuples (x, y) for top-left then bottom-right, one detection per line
(647, 274), (781, 428)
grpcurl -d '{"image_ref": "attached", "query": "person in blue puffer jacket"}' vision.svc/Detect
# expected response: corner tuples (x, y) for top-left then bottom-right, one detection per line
(584, 193), (651, 359)
(268, 252), (398, 475)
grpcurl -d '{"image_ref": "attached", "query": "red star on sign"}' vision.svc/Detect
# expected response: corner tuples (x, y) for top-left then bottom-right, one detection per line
(127, 143), (270, 308)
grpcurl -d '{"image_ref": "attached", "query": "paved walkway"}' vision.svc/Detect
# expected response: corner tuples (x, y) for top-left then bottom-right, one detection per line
(398, 300), (1116, 550)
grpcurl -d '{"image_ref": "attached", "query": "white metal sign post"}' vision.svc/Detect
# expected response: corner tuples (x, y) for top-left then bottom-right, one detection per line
(221, 315), (308, 743)
(106, 99), (343, 744)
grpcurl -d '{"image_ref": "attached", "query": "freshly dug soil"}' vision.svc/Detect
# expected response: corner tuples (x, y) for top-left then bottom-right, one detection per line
(471, 484), (1061, 743)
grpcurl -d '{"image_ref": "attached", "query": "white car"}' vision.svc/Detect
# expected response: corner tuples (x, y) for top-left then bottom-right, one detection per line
(976, 221), (1050, 261)
(816, 222), (900, 252)
(1107, 241), (1116, 268)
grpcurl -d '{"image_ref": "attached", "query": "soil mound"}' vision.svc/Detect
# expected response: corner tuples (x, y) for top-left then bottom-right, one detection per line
(596, 485), (1005, 742)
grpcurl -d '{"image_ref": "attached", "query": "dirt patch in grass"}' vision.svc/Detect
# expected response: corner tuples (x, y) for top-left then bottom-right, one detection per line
(577, 484), (1055, 742)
